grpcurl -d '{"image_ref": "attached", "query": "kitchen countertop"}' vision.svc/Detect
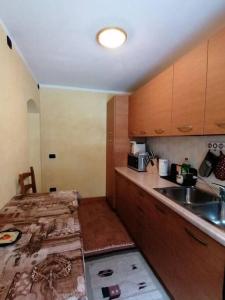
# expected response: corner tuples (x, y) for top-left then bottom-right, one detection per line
(115, 167), (225, 247)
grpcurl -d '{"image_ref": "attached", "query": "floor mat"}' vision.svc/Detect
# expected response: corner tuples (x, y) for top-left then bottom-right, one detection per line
(78, 198), (135, 256)
(85, 249), (170, 300)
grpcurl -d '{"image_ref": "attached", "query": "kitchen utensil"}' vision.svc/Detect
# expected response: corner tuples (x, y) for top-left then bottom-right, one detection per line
(199, 150), (219, 177)
(146, 158), (158, 174)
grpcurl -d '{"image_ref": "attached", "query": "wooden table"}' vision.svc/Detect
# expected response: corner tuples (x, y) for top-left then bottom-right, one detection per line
(0, 191), (87, 300)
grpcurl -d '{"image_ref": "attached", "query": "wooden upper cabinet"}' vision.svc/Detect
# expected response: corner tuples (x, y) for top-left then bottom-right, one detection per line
(128, 92), (140, 137)
(129, 26), (225, 137)
(129, 66), (173, 137)
(172, 42), (208, 135)
(129, 83), (151, 137)
(148, 66), (173, 136)
(204, 28), (225, 134)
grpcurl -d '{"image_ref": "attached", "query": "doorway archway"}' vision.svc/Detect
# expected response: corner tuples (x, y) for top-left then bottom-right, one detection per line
(27, 99), (41, 191)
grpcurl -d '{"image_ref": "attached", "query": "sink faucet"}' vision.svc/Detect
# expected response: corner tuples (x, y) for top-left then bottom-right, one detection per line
(196, 177), (225, 225)
(212, 183), (225, 222)
(212, 183), (225, 203)
(196, 176), (219, 195)
(197, 176), (225, 202)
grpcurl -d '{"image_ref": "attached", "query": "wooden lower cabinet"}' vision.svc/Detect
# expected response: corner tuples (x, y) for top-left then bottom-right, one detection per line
(115, 172), (225, 300)
(170, 215), (225, 300)
(116, 174), (142, 243)
(141, 196), (178, 296)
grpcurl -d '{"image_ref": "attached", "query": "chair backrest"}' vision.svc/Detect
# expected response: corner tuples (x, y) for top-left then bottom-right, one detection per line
(18, 166), (37, 194)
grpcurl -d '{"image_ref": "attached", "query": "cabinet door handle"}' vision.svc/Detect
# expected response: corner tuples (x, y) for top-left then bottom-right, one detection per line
(215, 122), (225, 129)
(177, 125), (193, 133)
(185, 228), (208, 246)
(140, 130), (147, 135)
(155, 204), (166, 215)
(130, 131), (136, 136)
(154, 129), (165, 134)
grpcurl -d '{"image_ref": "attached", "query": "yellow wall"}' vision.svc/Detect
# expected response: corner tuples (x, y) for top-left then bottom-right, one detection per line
(40, 88), (111, 197)
(0, 24), (41, 207)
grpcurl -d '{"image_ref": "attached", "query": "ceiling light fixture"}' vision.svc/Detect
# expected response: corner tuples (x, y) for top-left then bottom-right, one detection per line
(97, 27), (127, 49)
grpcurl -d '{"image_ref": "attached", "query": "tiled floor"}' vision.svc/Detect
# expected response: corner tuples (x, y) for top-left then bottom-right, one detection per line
(85, 249), (170, 300)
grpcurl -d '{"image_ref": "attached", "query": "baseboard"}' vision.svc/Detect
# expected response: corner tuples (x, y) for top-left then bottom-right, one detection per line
(79, 196), (106, 204)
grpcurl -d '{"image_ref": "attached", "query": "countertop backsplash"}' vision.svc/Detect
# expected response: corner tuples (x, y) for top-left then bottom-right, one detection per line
(147, 135), (225, 192)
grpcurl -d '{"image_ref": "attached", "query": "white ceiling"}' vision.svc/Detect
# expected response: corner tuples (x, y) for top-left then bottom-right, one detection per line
(1, 0), (225, 92)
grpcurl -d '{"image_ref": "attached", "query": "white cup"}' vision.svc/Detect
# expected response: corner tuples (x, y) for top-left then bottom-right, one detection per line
(159, 159), (169, 176)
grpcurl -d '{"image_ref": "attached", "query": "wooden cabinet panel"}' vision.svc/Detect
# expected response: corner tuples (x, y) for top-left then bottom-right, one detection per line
(129, 83), (151, 137)
(114, 97), (129, 167)
(115, 173), (131, 226)
(128, 26), (225, 137)
(142, 197), (177, 293)
(204, 28), (225, 134)
(148, 66), (173, 136)
(172, 42), (208, 135)
(128, 93), (138, 136)
(129, 67), (173, 137)
(106, 140), (114, 207)
(115, 173), (176, 292)
(106, 100), (115, 208)
(128, 184), (149, 247)
(171, 214), (225, 300)
(115, 172), (225, 300)
(116, 173), (143, 245)
(106, 96), (129, 209)
(116, 174), (139, 244)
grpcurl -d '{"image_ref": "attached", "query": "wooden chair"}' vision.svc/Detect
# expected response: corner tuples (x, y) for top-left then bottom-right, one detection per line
(18, 166), (37, 194)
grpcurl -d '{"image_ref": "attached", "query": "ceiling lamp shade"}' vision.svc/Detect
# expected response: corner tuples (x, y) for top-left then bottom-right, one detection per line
(97, 27), (127, 49)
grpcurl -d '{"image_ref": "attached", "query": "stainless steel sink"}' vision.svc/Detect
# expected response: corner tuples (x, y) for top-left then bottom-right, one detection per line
(189, 202), (225, 228)
(154, 186), (225, 230)
(154, 186), (219, 205)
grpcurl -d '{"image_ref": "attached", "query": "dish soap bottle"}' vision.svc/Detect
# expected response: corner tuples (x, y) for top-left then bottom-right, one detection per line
(176, 166), (184, 184)
(181, 157), (191, 175)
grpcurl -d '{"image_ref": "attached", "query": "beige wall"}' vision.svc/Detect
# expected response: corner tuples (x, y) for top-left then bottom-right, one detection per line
(40, 88), (111, 197)
(0, 24), (41, 208)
